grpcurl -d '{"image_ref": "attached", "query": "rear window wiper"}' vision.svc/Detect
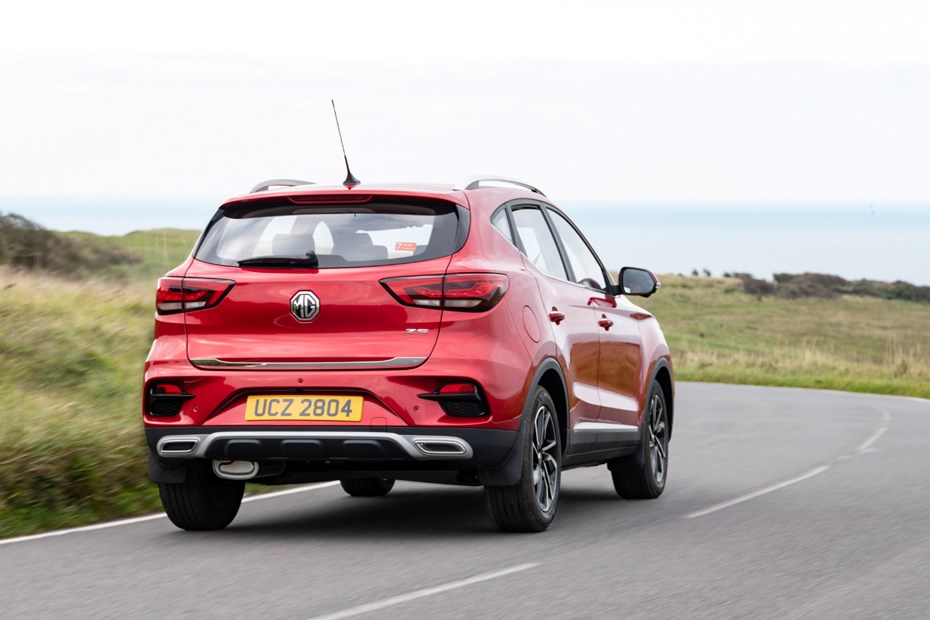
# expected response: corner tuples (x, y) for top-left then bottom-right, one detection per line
(237, 253), (319, 268)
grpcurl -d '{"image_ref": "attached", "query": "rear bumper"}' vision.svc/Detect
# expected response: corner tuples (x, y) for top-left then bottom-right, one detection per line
(146, 426), (517, 472)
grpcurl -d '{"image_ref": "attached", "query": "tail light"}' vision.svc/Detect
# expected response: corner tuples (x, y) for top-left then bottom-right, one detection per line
(381, 273), (508, 312)
(156, 277), (234, 315)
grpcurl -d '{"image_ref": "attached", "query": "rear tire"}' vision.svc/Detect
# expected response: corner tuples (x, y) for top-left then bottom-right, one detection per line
(611, 380), (669, 499)
(340, 478), (395, 497)
(485, 386), (561, 533)
(158, 462), (245, 531)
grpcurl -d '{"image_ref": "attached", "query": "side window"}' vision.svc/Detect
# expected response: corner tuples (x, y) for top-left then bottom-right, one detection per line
(548, 209), (607, 290)
(490, 208), (513, 242)
(511, 206), (568, 280)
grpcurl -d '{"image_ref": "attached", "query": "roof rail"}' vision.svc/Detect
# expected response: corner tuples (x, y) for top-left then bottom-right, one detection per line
(453, 176), (546, 197)
(250, 179), (315, 193)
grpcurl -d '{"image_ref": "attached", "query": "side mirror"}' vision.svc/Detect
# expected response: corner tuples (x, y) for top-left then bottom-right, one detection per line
(619, 267), (660, 297)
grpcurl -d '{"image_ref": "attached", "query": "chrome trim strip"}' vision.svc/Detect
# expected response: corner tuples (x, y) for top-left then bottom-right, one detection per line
(574, 422), (639, 433)
(189, 357), (427, 370)
(156, 431), (474, 461)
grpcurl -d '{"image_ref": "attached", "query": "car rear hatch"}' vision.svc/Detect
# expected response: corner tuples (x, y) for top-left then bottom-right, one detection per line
(181, 192), (468, 370)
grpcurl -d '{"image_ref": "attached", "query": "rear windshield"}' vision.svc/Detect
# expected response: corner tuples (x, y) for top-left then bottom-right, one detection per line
(195, 199), (461, 268)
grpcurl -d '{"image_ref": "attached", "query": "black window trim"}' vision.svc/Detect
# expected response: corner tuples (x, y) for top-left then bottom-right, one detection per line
(489, 205), (518, 248)
(499, 198), (615, 294)
(541, 203), (616, 293)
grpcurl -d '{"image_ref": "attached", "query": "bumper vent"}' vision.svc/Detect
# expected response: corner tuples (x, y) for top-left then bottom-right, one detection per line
(438, 400), (486, 417)
(417, 382), (488, 417)
(147, 385), (194, 418)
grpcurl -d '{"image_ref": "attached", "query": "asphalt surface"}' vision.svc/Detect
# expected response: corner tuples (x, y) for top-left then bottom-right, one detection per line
(3, 383), (929, 619)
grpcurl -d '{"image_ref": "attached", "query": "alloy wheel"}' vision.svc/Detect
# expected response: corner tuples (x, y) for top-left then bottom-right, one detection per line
(647, 393), (668, 485)
(532, 404), (559, 512)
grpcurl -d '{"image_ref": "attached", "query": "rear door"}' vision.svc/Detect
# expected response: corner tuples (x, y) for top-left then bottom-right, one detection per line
(510, 204), (601, 451)
(544, 208), (644, 434)
(183, 196), (463, 369)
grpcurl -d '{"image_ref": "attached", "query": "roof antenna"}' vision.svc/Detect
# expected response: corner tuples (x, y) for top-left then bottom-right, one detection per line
(331, 99), (360, 188)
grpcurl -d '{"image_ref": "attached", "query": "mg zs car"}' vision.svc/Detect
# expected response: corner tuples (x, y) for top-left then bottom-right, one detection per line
(144, 176), (674, 532)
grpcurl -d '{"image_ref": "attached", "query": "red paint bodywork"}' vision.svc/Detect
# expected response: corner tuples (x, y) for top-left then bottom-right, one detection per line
(144, 184), (672, 447)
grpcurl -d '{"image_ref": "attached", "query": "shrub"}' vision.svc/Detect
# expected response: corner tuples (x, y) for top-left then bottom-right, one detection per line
(0, 213), (141, 274)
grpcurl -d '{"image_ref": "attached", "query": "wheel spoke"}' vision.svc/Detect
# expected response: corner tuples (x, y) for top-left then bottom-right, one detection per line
(536, 468), (547, 506)
(543, 467), (555, 506)
(653, 420), (666, 436)
(534, 407), (547, 450)
(655, 439), (667, 460)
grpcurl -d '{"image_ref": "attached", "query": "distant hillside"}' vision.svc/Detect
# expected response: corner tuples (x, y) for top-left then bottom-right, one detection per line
(0, 213), (141, 274)
(0, 213), (199, 281)
(726, 271), (930, 304)
(636, 275), (930, 397)
(64, 228), (200, 281)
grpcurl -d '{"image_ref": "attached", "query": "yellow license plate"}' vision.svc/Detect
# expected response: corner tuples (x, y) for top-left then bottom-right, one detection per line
(245, 395), (363, 422)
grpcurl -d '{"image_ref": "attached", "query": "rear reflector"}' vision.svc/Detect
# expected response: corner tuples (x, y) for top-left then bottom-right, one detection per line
(156, 277), (235, 315)
(438, 382), (478, 395)
(381, 273), (508, 312)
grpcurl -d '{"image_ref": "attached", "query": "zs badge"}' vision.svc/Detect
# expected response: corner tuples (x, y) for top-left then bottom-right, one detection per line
(290, 291), (320, 321)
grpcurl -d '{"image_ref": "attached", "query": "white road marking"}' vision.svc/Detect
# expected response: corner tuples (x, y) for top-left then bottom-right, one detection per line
(856, 407), (890, 453)
(0, 481), (340, 546)
(688, 405), (891, 519)
(684, 466), (831, 519)
(856, 426), (887, 453)
(307, 562), (540, 620)
(242, 481), (339, 503)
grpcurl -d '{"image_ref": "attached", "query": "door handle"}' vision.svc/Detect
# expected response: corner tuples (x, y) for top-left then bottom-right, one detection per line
(548, 308), (565, 324)
(598, 316), (614, 330)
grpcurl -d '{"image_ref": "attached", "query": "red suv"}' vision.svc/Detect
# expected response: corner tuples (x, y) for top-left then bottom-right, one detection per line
(144, 176), (673, 533)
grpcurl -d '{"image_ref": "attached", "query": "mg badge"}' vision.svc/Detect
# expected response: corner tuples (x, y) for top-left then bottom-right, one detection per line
(290, 291), (320, 321)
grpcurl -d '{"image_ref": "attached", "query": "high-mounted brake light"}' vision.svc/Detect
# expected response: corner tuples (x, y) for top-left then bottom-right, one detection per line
(156, 277), (235, 315)
(380, 273), (508, 312)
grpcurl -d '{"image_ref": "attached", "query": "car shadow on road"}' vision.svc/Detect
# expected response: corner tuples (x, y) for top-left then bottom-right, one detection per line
(191, 481), (643, 541)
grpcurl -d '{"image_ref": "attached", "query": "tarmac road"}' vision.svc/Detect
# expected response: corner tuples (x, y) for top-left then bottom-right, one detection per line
(3, 383), (929, 619)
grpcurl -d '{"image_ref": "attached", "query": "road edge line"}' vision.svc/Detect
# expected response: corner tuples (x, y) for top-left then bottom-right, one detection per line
(0, 481), (339, 546)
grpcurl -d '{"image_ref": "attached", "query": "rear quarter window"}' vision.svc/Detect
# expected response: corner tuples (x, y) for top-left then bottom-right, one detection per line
(195, 199), (461, 268)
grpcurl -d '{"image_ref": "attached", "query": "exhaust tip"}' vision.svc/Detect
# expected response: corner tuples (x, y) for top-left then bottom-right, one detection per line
(159, 438), (200, 454)
(412, 438), (468, 456)
(213, 459), (259, 480)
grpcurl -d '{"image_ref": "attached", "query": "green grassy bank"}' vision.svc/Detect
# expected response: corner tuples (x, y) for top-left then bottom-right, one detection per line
(0, 229), (197, 537)
(1, 228), (928, 537)
(636, 275), (930, 398)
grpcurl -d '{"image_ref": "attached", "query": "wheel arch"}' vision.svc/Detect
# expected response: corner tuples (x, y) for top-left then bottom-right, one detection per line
(533, 358), (569, 454)
(650, 358), (674, 440)
(478, 357), (567, 486)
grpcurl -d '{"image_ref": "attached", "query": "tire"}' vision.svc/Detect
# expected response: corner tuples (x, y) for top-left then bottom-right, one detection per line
(485, 386), (561, 533)
(339, 478), (395, 497)
(611, 380), (669, 499)
(158, 461), (245, 531)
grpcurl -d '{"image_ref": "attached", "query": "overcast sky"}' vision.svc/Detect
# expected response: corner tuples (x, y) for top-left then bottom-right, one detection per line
(1, 0), (928, 206)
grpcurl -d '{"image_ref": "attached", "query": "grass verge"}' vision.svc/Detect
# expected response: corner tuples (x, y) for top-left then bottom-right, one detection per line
(635, 275), (930, 399)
